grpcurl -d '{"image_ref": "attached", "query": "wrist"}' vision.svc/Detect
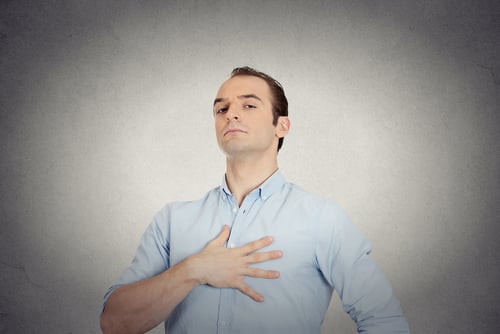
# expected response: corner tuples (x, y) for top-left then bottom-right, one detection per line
(178, 254), (206, 286)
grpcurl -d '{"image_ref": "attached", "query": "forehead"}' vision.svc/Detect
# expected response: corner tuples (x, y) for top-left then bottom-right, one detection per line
(216, 75), (272, 101)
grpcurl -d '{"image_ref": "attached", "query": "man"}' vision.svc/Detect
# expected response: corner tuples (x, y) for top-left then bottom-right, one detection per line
(100, 67), (410, 334)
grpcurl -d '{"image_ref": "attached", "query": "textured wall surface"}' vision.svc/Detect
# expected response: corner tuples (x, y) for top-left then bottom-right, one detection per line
(1, 1), (499, 333)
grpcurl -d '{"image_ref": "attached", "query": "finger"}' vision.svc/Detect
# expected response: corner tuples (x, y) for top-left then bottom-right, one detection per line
(238, 283), (265, 302)
(245, 267), (281, 279)
(239, 236), (274, 255)
(247, 250), (283, 264)
(208, 225), (230, 247)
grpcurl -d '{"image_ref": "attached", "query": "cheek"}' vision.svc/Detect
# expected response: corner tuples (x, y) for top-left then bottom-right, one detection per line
(258, 123), (278, 141)
(214, 119), (223, 132)
(215, 122), (226, 141)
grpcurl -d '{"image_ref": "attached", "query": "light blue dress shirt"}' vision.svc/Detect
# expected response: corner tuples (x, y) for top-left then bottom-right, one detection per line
(103, 170), (409, 333)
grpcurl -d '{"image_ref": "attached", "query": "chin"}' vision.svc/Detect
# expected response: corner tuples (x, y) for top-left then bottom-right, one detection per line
(220, 145), (250, 157)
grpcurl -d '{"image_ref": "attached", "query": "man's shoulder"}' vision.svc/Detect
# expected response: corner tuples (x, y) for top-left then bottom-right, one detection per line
(283, 181), (331, 204)
(155, 186), (222, 213)
(286, 181), (350, 216)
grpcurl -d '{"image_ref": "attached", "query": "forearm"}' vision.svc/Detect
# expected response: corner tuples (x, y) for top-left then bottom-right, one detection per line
(100, 258), (200, 334)
(100, 225), (280, 333)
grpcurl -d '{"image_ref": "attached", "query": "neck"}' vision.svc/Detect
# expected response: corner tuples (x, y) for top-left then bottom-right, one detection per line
(225, 154), (278, 207)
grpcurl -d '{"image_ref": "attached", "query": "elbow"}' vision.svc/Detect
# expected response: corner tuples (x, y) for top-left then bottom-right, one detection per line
(100, 309), (127, 334)
(100, 310), (114, 334)
(100, 290), (128, 334)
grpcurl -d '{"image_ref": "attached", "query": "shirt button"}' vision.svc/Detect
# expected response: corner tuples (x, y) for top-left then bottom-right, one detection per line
(228, 242), (236, 248)
(219, 320), (226, 327)
(232, 207), (237, 213)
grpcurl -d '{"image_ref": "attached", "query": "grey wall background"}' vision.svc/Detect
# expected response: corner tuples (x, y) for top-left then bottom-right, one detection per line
(1, 1), (499, 333)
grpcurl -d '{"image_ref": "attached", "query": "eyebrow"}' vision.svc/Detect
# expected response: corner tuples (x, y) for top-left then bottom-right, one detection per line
(213, 94), (263, 106)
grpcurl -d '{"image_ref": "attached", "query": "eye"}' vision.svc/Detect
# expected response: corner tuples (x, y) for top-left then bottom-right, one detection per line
(244, 104), (256, 109)
(215, 107), (228, 114)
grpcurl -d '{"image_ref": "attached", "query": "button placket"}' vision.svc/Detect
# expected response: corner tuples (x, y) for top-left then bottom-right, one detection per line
(226, 197), (241, 249)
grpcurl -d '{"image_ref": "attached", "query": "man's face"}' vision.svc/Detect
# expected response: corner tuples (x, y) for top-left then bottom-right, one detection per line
(213, 75), (281, 158)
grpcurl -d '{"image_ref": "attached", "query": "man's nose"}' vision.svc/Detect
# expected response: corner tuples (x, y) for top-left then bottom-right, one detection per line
(226, 105), (240, 120)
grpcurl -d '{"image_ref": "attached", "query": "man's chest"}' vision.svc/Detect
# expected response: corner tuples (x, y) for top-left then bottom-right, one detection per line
(167, 200), (321, 273)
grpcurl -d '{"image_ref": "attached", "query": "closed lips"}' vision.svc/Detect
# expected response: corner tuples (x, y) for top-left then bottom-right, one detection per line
(224, 128), (246, 136)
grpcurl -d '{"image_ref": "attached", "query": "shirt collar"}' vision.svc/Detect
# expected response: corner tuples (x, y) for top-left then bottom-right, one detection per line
(220, 169), (286, 201)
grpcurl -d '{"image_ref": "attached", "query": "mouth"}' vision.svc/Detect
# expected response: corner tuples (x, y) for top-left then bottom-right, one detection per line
(224, 128), (246, 136)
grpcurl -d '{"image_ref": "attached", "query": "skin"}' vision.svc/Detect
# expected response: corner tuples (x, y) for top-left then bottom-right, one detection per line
(100, 75), (290, 334)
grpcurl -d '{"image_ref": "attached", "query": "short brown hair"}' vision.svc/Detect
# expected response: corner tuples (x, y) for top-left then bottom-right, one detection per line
(230, 66), (288, 151)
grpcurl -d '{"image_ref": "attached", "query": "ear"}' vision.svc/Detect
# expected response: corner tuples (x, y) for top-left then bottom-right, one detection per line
(275, 116), (290, 138)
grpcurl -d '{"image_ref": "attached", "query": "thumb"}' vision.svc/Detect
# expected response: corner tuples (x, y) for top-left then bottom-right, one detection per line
(209, 225), (230, 247)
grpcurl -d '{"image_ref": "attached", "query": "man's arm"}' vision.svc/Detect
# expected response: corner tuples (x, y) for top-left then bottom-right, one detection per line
(100, 225), (282, 334)
(315, 202), (410, 333)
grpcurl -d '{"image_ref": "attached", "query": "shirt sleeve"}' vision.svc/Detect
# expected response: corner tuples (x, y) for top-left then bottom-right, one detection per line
(101, 205), (171, 311)
(315, 200), (410, 333)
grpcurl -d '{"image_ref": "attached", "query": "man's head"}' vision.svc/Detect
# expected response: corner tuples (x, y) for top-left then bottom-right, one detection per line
(229, 67), (288, 151)
(213, 67), (289, 159)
